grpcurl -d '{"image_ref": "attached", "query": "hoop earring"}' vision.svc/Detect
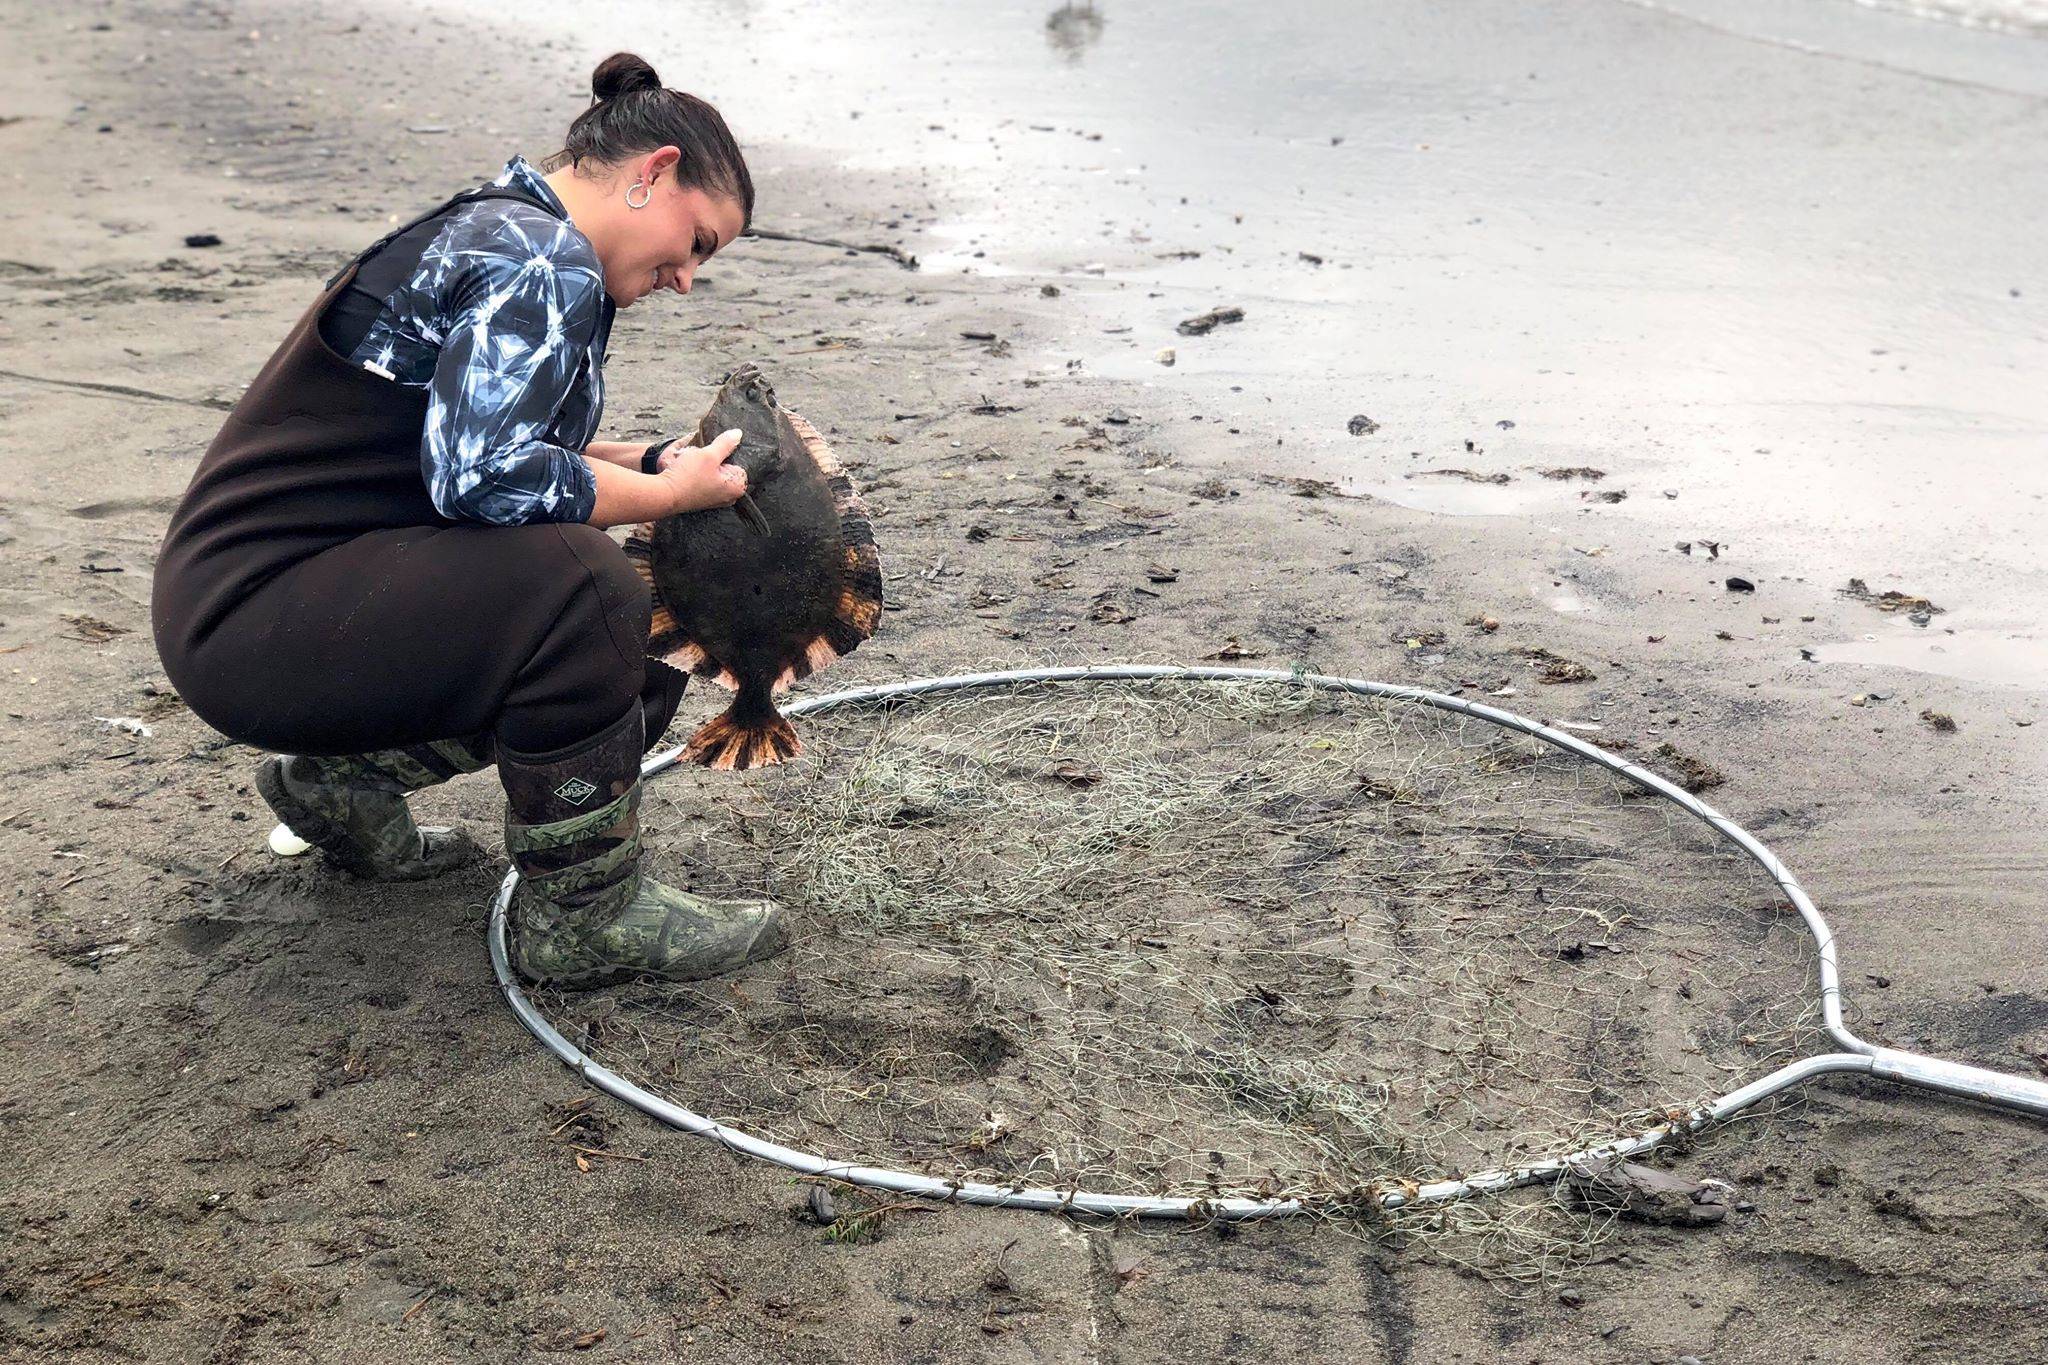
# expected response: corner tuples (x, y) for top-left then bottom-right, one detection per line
(624, 179), (653, 210)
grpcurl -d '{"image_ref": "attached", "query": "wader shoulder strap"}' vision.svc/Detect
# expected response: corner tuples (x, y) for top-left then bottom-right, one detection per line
(325, 184), (558, 289)
(319, 184), (564, 362)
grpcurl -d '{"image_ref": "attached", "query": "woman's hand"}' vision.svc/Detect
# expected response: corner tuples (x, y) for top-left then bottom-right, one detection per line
(656, 428), (747, 513)
(579, 430), (746, 528)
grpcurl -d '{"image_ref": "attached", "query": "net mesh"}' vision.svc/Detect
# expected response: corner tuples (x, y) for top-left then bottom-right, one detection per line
(536, 677), (1819, 1226)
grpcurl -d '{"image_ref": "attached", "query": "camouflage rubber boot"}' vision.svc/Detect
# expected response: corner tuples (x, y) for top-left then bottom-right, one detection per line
(498, 706), (788, 988)
(255, 734), (493, 881)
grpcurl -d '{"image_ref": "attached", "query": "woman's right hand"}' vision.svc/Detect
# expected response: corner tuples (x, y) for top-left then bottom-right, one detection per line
(656, 428), (747, 513)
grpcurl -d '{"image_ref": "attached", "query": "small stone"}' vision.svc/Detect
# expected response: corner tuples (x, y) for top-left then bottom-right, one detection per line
(1347, 414), (1379, 436)
(1563, 1156), (1730, 1225)
(182, 232), (223, 248)
(1725, 576), (1755, 593)
(1155, 347), (1176, 366)
(1557, 1287), (1584, 1308)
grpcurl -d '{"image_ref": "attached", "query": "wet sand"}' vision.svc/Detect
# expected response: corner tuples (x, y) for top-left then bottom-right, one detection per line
(3, 0), (2047, 1361)
(468, 0), (2048, 689)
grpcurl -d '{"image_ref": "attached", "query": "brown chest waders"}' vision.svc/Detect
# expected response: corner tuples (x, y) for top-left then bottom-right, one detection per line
(152, 185), (686, 758)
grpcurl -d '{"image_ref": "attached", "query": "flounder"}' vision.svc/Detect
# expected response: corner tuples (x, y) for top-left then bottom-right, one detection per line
(623, 363), (882, 770)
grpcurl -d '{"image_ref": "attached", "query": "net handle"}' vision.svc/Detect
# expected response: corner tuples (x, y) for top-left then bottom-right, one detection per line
(1867, 1047), (2048, 1118)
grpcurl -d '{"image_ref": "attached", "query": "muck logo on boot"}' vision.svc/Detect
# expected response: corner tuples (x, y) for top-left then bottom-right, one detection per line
(553, 777), (598, 806)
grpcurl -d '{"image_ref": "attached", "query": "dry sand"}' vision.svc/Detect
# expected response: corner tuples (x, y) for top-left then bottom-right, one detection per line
(2, 1), (2046, 1361)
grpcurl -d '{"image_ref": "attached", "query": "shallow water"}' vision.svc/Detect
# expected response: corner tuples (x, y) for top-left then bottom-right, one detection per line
(1843, 0), (2048, 39)
(1822, 623), (2048, 690)
(429, 0), (2048, 687)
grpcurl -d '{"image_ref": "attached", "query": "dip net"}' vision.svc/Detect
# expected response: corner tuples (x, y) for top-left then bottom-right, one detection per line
(531, 674), (1820, 1227)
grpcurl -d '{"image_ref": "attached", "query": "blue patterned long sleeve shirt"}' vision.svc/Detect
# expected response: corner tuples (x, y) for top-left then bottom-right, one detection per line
(345, 158), (610, 526)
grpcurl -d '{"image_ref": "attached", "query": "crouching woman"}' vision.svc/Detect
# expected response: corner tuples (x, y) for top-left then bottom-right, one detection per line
(152, 54), (787, 987)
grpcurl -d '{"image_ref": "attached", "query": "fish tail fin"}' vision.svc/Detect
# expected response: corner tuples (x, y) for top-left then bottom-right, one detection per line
(622, 524), (693, 660)
(770, 413), (885, 693)
(683, 685), (801, 771)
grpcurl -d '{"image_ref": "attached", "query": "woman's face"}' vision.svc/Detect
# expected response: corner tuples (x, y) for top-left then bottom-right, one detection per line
(604, 147), (746, 308)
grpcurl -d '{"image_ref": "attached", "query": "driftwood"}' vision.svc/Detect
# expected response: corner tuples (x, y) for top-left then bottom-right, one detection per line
(745, 228), (918, 270)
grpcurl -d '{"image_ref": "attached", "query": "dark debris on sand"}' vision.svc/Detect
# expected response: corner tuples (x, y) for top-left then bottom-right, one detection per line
(1176, 305), (1245, 336)
(1513, 646), (1596, 684)
(1651, 741), (1727, 793)
(1842, 578), (1943, 617)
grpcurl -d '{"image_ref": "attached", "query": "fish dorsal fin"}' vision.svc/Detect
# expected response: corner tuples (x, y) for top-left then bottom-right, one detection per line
(670, 642), (741, 691)
(767, 411), (886, 693)
(783, 406), (845, 476)
(621, 524), (658, 580)
(625, 522), (738, 684)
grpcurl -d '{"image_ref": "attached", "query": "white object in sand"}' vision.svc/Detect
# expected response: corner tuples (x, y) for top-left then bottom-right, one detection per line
(268, 823), (313, 857)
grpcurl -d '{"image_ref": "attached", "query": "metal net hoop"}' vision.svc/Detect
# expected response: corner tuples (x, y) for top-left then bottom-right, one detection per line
(488, 665), (2048, 1221)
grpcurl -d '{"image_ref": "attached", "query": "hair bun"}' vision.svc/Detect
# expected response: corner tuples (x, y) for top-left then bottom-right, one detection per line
(591, 52), (662, 102)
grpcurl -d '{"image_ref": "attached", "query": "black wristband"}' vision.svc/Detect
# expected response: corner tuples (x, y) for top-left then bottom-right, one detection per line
(641, 438), (676, 476)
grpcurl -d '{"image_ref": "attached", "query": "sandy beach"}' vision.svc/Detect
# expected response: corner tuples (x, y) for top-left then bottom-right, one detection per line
(2, 0), (2045, 1361)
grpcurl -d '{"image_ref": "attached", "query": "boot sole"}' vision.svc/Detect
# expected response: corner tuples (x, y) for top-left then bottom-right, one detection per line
(256, 757), (382, 877)
(256, 757), (472, 881)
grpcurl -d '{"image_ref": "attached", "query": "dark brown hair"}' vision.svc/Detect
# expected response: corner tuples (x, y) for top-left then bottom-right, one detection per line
(554, 52), (754, 225)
